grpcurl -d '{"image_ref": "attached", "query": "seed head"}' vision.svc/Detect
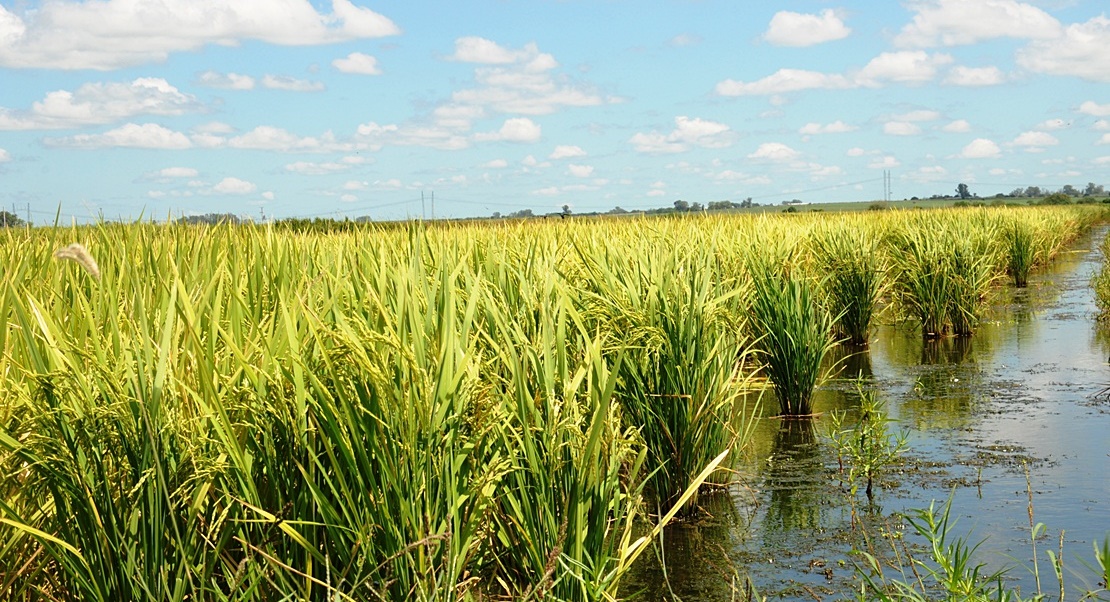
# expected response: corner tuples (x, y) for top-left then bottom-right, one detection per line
(53, 242), (101, 280)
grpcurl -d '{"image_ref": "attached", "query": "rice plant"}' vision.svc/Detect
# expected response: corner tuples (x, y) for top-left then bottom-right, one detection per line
(888, 227), (953, 339)
(810, 224), (886, 346)
(1003, 220), (1037, 287)
(577, 238), (754, 516)
(747, 257), (836, 416)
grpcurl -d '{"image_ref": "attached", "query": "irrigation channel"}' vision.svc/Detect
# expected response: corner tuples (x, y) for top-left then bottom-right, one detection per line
(629, 225), (1110, 601)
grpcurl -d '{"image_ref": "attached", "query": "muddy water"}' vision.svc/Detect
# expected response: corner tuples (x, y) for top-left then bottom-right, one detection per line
(629, 226), (1110, 601)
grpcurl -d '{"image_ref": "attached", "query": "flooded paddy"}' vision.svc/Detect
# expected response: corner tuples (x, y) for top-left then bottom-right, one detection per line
(630, 226), (1110, 601)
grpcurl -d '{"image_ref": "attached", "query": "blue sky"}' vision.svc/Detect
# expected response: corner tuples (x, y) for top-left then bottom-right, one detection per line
(1, 0), (1109, 223)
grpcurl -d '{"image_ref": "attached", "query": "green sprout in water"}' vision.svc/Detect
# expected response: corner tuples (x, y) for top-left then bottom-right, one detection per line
(827, 381), (908, 501)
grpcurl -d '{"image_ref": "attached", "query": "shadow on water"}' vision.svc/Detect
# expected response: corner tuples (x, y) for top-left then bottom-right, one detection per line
(629, 225), (1110, 600)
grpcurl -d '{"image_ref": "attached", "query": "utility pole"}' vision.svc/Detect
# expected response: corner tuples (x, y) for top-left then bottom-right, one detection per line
(431, 191), (435, 221)
(421, 191), (426, 220)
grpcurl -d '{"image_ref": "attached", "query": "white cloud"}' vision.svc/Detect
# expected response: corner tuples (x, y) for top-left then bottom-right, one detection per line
(0, 0), (400, 70)
(959, 138), (1001, 158)
(157, 167), (198, 178)
(261, 191), (275, 201)
(0, 148), (9, 162)
(483, 158), (509, 168)
(0, 78), (199, 130)
(799, 120), (856, 135)
(747, 142), (800, 161)
(884, 121), (922, 136)
(342, 180), (368, 190)
(1094, 156), (1110, 165)
(1017, 16), (1110, 82)
(567, 164), (594, 178)
(868, 156), (901, 169)
(856, 51), (954, 85)
(533, 186), (560, 197)
(45, 122), (192, 149)
(763, 9), (851, 47)
(630, 116), (733, 153)
(1012, 131), (1059, 148)
(340, 194), (358, 203)
(944, 65), (1006, 86)
(1080, 101), (1110, 117)
(716, 68), (853, 96)
(1099, 133), (1110, 145)
(1096, 120), (1110, 131)
(895, 0), (1061, 48)
(646, 189), (667, 197)
(474, 117), (542, 143)
(846, 147), (868, 157)
(1036, 119), (1068, 131)
(449, 36), (543, 65)
(283, 161), (353, 175)
(892, 110), (941, 122)
(549, 145), (587, 159)
(261, 75), (324, 92)
(197, 71), (256, 90)
(213, 177), (256, 195)
(332, 52), (382, 75)
(357, 121), (468, 150)
(942, 119), (971, 132)
(229, 126), (357, 152)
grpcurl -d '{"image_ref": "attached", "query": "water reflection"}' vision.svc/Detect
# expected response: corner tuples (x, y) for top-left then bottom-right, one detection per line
(762, 419), (824, 536)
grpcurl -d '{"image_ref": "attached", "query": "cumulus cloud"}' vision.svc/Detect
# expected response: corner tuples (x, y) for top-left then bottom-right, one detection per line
(799, 120), (856, 135)
(483, 159), (509, 168)
(197, 71), (256, 90)
(0, 148), (10, 162)
(228, 126), (359, 152)
(959, 138), (1002, 158)
(1016, 16), (1110, 82)
(44, 122), (192, 149)
(856, 51), (954, 85)
(1011, 131), (1059, 148)
(213, 177), (256, 195)
(0, 0), (400, 70)
(884, 122), (922, 136)
(893, 110), (942, 122)
(747, 142), (800, 161)
(567, 164), (594, 178)
(716, 69), (853, 96)
(156, 167), (198, 178)
(763, 9), (851, 47)
(868, 156), (901, 169)
(944, 65), (1006, 86)
(261, 75), (324, 92)
(332, 52), (382, 75)
(284, 160), (355, 175)
(846, 147), (868, 157)
(549, 145), (587, 159)
(0, 78), (199, 130)
(630, 116), (733, 154)
(942, 119), (971, 132)
(716, 51), (952, 96)
(895, 0), (1061, 48)
(474, 117), (542, 143)
(1036, 119), (1068, 131)
(1079, 101), (1110, 117)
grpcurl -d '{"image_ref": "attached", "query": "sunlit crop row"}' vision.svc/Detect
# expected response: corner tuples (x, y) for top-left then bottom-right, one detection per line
(0, 205), (1100, 601)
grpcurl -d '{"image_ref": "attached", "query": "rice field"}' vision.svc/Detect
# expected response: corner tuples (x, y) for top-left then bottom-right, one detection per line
(0, 205), (1102, 601)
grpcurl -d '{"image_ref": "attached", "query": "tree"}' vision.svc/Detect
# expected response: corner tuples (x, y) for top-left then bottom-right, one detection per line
(690, 202), (704, 212)
(673, 199), (690, 212)
(508, 209), (534, 218)
(1085, 182), (1105, 197)
(561, 204), (572, 216)
(608, 206), (629, 214)
(1024, 186), (1042, 198)
(1061, 184), (1079, 196)
(740, 197), (753, 208)
(0, 211), (25, 228)
(956, 183), (971, 199)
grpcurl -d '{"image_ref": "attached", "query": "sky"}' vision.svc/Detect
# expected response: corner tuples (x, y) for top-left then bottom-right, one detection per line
(1, 0), (1109, 224)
